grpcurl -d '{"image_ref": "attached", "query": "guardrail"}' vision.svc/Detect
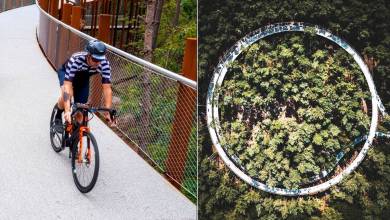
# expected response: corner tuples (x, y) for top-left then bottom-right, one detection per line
(36, 0), (197, 198)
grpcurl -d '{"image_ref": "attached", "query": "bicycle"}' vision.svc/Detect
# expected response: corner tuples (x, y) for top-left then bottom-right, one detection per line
(49, 103), (117, 193)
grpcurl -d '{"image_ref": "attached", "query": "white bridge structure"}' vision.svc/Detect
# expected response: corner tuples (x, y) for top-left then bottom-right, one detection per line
(207, 22), (388, 196)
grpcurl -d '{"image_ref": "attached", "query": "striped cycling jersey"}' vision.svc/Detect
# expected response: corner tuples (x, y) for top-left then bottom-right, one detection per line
(64, 51), (111, 84)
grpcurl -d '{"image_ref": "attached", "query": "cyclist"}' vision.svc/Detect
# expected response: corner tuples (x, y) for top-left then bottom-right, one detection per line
(54, 39), (113, 125)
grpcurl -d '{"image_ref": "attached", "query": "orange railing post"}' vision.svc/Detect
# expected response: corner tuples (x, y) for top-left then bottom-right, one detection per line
(5, 0), (12, 10)
(49, 0), (59, 18)
(165, 38), (197, 186)
(90, 14), (111, 107)
(97, 14), (111, 43)
(38, 0), (50, 53)
(40, 0), (49, 12)
(69, 5), (82, 54)
(55, 2), (73, 68)
(71, 6), (82, 29)
(62, 3), (72, 24)
(47, 0), (60, 67)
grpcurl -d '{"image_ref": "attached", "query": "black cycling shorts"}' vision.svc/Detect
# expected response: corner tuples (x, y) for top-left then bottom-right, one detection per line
(57, 66), (90, 104)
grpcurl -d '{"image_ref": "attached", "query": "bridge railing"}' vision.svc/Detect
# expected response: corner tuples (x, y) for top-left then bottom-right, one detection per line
(36, 0), (197, 199)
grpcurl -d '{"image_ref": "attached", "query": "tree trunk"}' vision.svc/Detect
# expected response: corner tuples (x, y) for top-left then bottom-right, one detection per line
(144, 0), (164, 58)
(361, 98), (368, 114)
(139, 0), (164, 152)
(172, 0), (180, 27)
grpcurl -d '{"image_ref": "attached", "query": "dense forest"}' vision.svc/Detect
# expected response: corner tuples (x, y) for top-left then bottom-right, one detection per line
(199, 0), (390, 219)
(130, 0), (196, 72)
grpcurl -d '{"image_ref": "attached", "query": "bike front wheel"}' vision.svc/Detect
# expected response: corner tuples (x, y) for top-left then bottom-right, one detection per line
(71, 131), (100, 193)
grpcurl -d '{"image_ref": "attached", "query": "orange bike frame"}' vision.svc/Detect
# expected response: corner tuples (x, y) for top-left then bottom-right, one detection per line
(78, 126), (91, 163)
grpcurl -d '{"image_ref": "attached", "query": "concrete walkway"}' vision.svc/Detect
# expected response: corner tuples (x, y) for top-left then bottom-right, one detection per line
(0, 5), (196, 219)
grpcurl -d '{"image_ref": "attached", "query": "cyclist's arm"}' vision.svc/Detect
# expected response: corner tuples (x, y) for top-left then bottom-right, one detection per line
(63, 81), (73, 113)
(63, 56), (78, 114)
(99, 60), (112, 109)
(102, 83), (112, 109)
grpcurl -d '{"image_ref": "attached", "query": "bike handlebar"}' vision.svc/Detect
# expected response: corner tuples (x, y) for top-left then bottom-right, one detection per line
(71, 103), (117, 120)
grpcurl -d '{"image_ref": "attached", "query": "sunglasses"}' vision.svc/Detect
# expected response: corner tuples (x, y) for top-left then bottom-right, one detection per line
(90, 56), (102, 63)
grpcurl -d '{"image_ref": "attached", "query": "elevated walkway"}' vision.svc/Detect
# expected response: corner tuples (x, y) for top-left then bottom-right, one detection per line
(0, 5), (195, 219)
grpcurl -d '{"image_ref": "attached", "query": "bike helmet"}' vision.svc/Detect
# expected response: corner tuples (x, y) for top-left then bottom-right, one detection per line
(85, 40), (107, 61)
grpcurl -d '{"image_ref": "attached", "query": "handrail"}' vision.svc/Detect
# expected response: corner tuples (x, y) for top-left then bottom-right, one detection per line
(35, 0), (197, 90)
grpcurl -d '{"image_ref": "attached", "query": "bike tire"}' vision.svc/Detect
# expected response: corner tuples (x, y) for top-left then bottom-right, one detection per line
(50, 104), (63, 152)
(71, 131), (100, 193)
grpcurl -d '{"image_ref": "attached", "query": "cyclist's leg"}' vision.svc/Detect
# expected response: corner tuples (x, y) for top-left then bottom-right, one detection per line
(73, 77), (90, 104)
(73, 77), (90, 123)
(55, 67), (67, 120)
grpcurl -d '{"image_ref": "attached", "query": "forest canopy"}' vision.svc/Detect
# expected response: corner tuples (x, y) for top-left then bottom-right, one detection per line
(218, 32), (370, 189)
(199, 0), (390, 219)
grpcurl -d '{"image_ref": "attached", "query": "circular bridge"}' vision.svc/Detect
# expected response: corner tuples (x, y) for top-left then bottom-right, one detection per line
(206, 22), (388, 196)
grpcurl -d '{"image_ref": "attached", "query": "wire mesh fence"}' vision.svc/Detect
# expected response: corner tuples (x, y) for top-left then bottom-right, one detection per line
(37, 1), (197, 198)
(0, 0), (34, 12)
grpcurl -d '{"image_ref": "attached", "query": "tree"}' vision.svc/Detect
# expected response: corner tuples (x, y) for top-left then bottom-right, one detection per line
(172, 0), (181, 27)
(139, 0), (164, 151)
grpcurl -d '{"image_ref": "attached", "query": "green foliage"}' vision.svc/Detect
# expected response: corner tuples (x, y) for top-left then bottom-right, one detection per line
(154, 0), (196, 72)
(219, 34), (369, 189)
(199, 0), (390, 219)
(123, 0), (196, 72)
(117, 0), (197, 200)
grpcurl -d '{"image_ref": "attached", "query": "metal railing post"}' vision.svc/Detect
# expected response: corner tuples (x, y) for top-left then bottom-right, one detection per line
(62, 3), (72, 24)
(165, 38), (197, 185)
(47, 0), (59, 67)
(38, 0), (49, 53)
(5, 0), (12, 10)
(40, 0), (49, 12)
(71, 6), (81, 29)
(90, 14), (111, 107)
(55, 2), (72, 68)
(49, 0), (58, 17)
(69, 5), (81, 53)
(97, 14), (111, 43)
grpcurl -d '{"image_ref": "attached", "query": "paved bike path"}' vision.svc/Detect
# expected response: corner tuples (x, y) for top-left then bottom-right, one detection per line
(0, 5), (195, 219)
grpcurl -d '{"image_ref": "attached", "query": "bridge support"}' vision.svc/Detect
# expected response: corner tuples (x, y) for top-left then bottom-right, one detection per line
(165, 38), (197, 186)
(55, 3), (72, 68)
(90, 14), (111, 107)
(47, 0), (59, 67)
(5, 0), (12, 11)
(40, 0), (49, 12)
(68, 5), (82, 56)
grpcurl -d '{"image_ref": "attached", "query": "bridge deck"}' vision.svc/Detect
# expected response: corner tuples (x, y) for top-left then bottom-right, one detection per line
(0, 5), (195, 219)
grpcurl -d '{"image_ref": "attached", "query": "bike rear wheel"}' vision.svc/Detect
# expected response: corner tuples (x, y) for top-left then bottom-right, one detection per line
(50, 104), (63, 152)
(71, 131), (99, 193)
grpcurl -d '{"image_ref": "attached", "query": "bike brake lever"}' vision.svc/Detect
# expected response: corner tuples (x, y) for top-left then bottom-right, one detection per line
(109, 109), (118, 125)
(110, 109), (117, 119)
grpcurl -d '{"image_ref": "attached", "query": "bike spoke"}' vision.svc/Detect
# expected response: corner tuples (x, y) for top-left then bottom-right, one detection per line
(74, 136), (96, 187)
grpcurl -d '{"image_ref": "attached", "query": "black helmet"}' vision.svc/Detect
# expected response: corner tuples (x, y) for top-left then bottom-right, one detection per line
(85, 40), (107, 61)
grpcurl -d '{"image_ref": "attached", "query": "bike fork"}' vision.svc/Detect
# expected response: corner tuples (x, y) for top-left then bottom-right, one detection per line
(77, 127), (90, 163)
